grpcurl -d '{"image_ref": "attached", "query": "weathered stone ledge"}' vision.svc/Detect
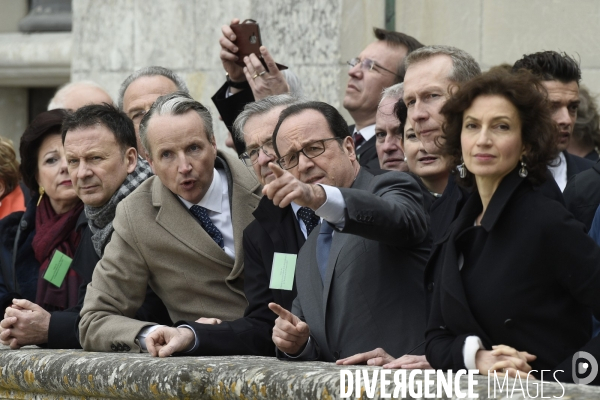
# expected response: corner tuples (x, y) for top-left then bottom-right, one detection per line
(0, 32), (71, 86)
(1, 346), (600, 399)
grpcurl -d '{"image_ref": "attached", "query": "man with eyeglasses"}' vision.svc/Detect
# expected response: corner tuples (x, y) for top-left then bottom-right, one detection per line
(118, 66), (189, 159)
(265, 101), (431, 362)
(343, 28), (423, 172)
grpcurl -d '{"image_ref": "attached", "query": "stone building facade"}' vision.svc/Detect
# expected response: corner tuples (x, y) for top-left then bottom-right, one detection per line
(1, 0), (600, 153)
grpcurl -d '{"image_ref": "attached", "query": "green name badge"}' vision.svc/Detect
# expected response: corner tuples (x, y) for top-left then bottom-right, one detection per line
(269, 252), (297, 291)
(43, 250), (72, 288)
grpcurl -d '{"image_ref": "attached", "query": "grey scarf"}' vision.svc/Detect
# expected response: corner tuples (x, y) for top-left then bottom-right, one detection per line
(85, 156), (153, 257)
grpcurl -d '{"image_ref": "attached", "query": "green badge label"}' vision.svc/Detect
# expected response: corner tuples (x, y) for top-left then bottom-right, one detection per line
(43, 250), (72, 287)
(269, 252), (297, 291)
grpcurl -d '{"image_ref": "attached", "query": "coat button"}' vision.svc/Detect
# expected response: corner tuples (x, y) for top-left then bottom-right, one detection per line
(427, 282), (434, 292)
(504, 319), (515, 328)
(110, 344), (117, 351)
(333, 351), (340, 360)
(117, 344), (124, 351)
(124, 344), (131, 351)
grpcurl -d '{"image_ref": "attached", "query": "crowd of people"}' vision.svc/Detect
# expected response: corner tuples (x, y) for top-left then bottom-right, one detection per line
(1, 18), (600, 386)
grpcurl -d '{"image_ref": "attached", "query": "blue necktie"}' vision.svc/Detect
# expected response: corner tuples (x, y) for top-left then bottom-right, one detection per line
(297, 207), (320, 236)
(190, 205), (224, 249)
(316, 222), (334, 283)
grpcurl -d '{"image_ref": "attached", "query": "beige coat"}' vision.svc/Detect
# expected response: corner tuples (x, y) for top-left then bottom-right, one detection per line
(79, 151), (262, 352)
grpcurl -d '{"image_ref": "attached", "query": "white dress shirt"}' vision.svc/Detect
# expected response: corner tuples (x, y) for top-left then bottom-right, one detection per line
(548, 151), (567, 192)
(353, 124), (376, 145)
(136, 168), (234, 352)
(179, 168), (235, 260)
(290, 202), (310, 239)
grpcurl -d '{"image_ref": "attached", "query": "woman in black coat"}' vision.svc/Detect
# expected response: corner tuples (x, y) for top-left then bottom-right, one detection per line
(425, 70), (600, 384)
(0, 109), (84, 311)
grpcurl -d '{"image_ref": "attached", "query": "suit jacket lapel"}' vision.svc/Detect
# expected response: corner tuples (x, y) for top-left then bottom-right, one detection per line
(301, 230), (324, 306)
(220, 151), (262, 281)
(152, 151), (262, 270)
(321, 168), (370, 311)
(321, 231), (347, 310)
(439, 192), (493, 344)
(152, 176), (233, 265)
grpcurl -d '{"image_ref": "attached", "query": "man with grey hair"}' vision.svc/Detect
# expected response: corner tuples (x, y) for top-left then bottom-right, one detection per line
(336, 47), (482, 369)
(402, 45), (480, 239)
(79, 91), (262, 353)
(118, 66), (189, 157)
(375, 83), (408, 171)
(48, 80), (113, 111)
(143, 94), (312, 357)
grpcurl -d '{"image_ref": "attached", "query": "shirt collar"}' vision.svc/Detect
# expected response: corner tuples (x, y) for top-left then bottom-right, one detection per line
(354, 124), (376, 142)
(178, 168), (223, 213)
(290, 202), (301, 219)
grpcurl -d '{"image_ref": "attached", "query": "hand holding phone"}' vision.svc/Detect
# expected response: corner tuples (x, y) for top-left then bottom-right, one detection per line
(219, 18), (245, 82)
(231, 19), (287, 73)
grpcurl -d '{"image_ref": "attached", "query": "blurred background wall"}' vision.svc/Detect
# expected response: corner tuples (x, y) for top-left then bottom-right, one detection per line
(1, 0), (599, 155)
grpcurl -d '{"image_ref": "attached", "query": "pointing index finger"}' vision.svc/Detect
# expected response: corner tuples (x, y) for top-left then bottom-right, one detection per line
(268, 162), (285, 178)
(268, 302), (295, 324)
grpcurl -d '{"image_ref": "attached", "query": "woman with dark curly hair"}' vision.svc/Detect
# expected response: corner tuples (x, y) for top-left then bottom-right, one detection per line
(425, 70), (600, 384)
(0, 109), (84, 312)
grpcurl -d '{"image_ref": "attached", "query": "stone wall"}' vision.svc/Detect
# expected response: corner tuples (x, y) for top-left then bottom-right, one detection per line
(70, 0), (383, 151)
(2, 1), (600, 151)
(1, 346), (599, 399)
(396, 0), (600, 94)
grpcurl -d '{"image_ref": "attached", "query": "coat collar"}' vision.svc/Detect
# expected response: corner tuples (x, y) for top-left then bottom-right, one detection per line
(593, 158), (600, 175)
(438, 167), (526, 243)
(479, 167), (527, 232)
(150, 151), (262, 277)
(351, 167), (373, 189)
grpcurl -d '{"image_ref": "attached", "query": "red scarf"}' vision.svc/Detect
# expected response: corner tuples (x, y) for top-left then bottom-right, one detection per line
(32, 195), (84, 311)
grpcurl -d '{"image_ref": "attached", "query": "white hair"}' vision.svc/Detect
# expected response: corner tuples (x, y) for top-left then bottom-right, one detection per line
(47, 81), (110, 110)
(380, 83), (404, 106)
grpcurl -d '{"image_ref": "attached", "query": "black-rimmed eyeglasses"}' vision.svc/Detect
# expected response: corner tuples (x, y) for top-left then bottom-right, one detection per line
(347, 57), (399, 77)
(239, 141), (276, 167)
(276, 138), (342, 170)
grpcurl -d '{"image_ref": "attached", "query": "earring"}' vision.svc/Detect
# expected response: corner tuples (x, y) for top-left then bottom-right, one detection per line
(37, 186), (45, 207)
(403, 156), (407, 162)
(457, 161), (467, 179)
(519, 158), (528, 178)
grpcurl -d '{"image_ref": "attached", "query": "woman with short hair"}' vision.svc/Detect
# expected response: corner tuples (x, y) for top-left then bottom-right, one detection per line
(0, 109), (84, 311)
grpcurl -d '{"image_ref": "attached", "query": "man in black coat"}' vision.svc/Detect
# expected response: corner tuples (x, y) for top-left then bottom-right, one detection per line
(0, 104), (170, 350)
(564, 159), (600, 230)
(145, 94), (310, 357)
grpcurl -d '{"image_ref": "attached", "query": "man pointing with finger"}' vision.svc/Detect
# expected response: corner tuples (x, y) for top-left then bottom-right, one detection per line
(266, 101), (430, 361)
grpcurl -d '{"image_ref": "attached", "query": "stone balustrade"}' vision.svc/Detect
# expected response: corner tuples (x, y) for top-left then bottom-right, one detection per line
(1, 346), (600, 399)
